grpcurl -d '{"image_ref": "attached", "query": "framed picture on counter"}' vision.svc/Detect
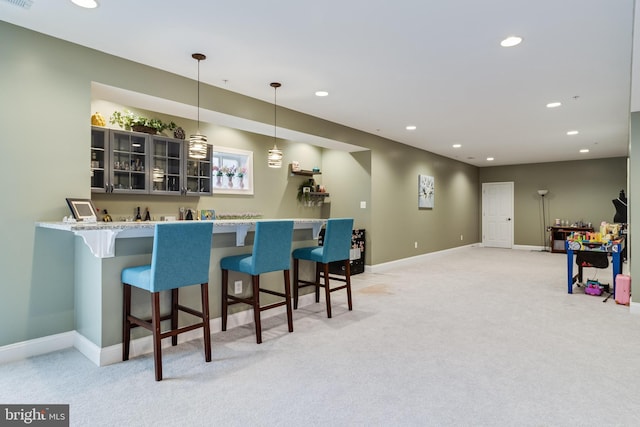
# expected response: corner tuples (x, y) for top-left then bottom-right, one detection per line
(212, 146), (254, 195)
(66, 198), (98, 220)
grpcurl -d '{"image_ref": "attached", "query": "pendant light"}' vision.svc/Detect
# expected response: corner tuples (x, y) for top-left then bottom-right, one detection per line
(268, 82), (284, 168)
(189, 53), (208, 159)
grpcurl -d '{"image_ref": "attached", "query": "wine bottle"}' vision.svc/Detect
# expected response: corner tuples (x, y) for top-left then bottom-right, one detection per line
(144, 207), (151, 221)
(135, 206), (142, 221)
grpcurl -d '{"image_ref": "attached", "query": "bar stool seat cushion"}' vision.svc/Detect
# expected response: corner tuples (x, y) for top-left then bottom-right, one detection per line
(291, 246), (324, 263)
(121, 266), (152, 291)
(220, 255), (259, 275)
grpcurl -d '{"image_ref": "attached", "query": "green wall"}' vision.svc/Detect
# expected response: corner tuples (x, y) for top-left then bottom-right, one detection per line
(479, 157), (627, 247)
(0, 21), (481, 347)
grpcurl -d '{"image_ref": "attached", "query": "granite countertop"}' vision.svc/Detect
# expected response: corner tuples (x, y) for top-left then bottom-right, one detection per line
(37, 218), (324, 232)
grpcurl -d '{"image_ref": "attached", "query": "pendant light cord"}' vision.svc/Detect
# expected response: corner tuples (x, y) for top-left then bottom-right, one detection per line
(191, 53), (206, 134)
(196, 58), (200, 132)
(270, 82), (281, 144)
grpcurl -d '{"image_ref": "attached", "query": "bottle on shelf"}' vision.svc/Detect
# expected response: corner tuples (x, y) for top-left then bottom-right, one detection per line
(135, 206), (142, 221)
(144, 207), (151, 221)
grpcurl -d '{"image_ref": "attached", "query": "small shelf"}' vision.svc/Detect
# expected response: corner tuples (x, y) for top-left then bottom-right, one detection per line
(309, 192), (330, 197)
(289, 163), (321, 176)
(291, 169), (321, 177)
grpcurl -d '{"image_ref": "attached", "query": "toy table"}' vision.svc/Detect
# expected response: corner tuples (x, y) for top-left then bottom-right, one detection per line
(565, 238), (624, 294)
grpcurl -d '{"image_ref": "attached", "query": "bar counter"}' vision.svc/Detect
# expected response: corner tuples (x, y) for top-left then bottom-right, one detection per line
(37, 219), (325, 257)
(35, 219), (325, 366)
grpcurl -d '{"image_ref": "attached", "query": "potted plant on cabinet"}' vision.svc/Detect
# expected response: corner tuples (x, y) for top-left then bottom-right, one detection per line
(109, 110), (177, 135)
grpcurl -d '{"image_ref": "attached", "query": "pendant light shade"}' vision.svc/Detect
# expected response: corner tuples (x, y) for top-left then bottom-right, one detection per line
(189, 53), (208, 159)
(268, 82), (283, 168)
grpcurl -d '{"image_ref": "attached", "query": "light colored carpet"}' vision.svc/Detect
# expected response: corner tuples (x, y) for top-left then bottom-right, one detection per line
(1, 247), (639, 426)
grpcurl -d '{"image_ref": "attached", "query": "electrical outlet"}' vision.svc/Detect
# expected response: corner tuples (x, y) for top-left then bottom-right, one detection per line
(460, 234), (463, 241)
(360, 201), (367, 209)
(414, 241), (418, 249)
(234, 280), (242, 294)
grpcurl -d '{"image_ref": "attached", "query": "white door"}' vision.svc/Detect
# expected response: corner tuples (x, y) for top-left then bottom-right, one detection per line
(482, 182), (514, 248)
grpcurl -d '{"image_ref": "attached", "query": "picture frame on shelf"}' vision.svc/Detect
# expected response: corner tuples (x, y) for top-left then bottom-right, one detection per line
(212, 146), (254, 195)
(66, 198), (98, 221)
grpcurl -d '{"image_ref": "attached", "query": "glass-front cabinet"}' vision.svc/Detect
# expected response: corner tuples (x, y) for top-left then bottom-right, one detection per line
(110, 130), (149, 194)
(90, 127), (109, 192)
(150, 136), (183, 195)
(150, 136), (212, 196)
(91, 127), (212, 196)
(185, 145), (212, 195)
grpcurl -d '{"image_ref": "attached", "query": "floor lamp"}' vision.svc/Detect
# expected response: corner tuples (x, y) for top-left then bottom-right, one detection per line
(538, 189), (549, 251)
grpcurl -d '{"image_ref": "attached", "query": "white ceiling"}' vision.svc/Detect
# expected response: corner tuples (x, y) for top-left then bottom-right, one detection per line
(2, 0), (638, 167)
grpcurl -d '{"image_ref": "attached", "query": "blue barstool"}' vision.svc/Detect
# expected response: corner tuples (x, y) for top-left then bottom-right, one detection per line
(292, 218), (354, 318)
(220, 220), (294, 344)
(122, 222), (213, 381)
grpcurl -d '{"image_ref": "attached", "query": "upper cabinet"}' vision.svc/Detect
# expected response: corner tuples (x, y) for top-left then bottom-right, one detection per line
(91, 127), (212, 196)
(150, 135), (212, 196)
(110, 130), (149, 194)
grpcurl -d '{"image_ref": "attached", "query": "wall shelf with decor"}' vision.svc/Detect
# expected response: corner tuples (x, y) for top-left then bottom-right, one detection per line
(289, 163), (321, 176)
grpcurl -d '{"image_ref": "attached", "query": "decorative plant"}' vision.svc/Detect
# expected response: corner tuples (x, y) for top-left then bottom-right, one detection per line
(109, 110), (177, 134)
(297, 182), (312, 203)
(236, 167), (247, 178)
(212, 166), (223, 177)
(221, 166), (236, 177)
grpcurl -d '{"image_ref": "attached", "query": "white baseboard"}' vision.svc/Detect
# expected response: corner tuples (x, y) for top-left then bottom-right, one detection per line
(369, 244), (477, 273)
(513, 244), (546, 251)
(0, 331), (75, 365)
(0, 292), (318, 367)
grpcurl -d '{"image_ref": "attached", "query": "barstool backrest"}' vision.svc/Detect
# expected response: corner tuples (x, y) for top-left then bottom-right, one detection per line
(322, 218), (354, 263)
(250, 220), (294, 274)
(150, 222), (213, 292)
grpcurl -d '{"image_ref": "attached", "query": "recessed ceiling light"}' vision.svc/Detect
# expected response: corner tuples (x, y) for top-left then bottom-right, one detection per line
(406, 125), (417, 131)
(452, 144), (462, 148)
(71, 0), (98, 8)
(567, 130), (579, 135)
(487, 157), (494, 161)
(315, 91), (328, 97)
(579, 149), (590, 153)
(546, 102), (562, 108)
(500, 36), (523, 47)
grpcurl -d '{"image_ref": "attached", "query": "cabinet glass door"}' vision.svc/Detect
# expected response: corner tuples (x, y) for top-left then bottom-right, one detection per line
(185, 144), (212, 195)
(151, 136), (183, 195)
(91, 127), (109, 193)
(110, 131), (148, 193)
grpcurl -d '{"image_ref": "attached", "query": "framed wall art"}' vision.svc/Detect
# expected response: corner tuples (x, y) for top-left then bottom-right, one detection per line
(418, 174), (434, 208)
